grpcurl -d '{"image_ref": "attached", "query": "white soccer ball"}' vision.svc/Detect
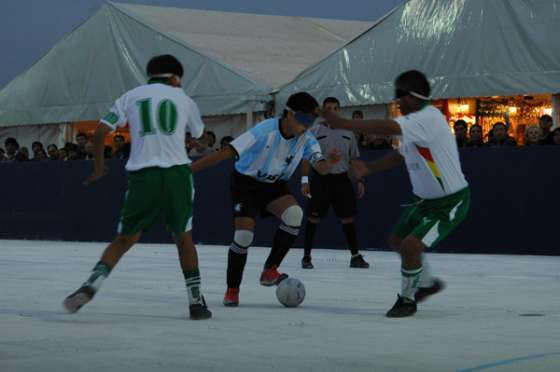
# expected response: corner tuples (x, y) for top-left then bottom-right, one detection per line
(276, 277), (305, 307)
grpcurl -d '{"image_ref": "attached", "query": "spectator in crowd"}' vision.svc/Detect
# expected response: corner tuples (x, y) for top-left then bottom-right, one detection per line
(453, 120), (468, 148)
(75, 133), (89, 159)
(15, 147), (30, 162)
(33, 148), (48, 161)
(67, 147), (81, 161)
(351, 110), (366, 149)
(112, 134), (128, 159)
(466, 124), (485, 148)
(84, 143), (95, 160)
(524, 125), (542, 147)
(206, 131), (217, 150)
(486, 122), (517, 147)
(538, 114), (554, 145)
(0, 147), (6, 161)
(220, 136), (234, 150)
(551, 128), (560, 145)
(58, 148), (68, 161)
(4, 137), (19, 161)
(32, 141), (44, 157)
(47, 144), (59, 160)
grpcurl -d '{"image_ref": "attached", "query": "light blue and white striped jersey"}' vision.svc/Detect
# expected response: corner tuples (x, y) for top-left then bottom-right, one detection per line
(230, 118), (324, 183)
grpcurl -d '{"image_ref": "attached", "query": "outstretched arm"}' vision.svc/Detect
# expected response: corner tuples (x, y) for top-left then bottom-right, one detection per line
(321, 109), (402, 136)
(191, 146), (235, 173)
(352, 151), (404, 180)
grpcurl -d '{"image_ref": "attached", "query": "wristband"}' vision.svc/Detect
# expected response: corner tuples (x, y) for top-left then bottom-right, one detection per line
(301, 176), (309, 184)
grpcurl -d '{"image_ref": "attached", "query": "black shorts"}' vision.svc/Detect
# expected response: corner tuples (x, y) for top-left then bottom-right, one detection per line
(307, 172), (357, 219)
(231, 171), (291, 219)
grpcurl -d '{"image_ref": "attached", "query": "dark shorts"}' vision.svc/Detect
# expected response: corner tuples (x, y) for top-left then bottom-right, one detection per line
(307, 172), (357, 219)
(231, 171), (291, 219)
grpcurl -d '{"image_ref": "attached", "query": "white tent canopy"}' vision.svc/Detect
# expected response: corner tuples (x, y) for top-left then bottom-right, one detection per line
(276, 0), (560, 110)
(0, 2), (371, 128)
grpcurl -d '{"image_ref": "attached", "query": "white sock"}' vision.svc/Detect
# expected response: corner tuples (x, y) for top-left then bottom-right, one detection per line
(419, 254), (434, 287)
(401, 266), (423, 300)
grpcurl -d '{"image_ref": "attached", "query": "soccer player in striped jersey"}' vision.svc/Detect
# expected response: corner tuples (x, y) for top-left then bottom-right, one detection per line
(192, 92), (340, 306)
(63, 55), (211, 320)
(322, 70), (470, 317)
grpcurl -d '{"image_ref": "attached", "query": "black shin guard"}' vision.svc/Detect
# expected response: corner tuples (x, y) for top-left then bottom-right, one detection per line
(304, 221), (317, 256)
(227, 245), (248, 288)
(265, 224), (299, 268)
(342, 222), (359, 255)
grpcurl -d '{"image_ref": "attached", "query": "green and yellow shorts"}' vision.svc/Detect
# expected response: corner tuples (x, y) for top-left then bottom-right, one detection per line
(117, 165), (194, 236)
(392, 187), (470, 248)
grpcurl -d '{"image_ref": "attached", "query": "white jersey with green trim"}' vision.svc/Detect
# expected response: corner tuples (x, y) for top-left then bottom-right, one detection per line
(100, 83), (204, 171)
(394, 105), (468, 199)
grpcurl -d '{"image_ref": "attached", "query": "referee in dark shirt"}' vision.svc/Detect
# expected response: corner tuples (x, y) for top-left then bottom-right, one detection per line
(301, 97), (369, 269)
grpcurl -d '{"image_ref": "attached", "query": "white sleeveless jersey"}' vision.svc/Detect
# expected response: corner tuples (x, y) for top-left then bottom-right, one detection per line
(395, 105), (468, 199)
(100, 83), (204, 171)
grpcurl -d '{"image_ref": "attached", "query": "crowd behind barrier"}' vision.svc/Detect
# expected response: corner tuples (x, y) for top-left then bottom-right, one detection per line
(2, 114), (558, 163)
(1, 147), (558, 255)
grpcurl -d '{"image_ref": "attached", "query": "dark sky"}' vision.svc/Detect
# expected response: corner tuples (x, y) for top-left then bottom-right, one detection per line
(0, 0), (404, 88)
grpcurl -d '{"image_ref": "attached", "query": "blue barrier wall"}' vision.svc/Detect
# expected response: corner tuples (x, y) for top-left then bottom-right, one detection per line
(1, 147), (559, 255)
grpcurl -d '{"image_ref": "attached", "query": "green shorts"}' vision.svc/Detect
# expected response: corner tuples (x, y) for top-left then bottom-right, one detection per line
(117, 165), (194, 236)
(392, 187), (470, 248)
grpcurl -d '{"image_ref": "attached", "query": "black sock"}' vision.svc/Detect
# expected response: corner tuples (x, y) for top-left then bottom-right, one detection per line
(265, 224), (299, 268)
(227, 245), (248, 288)
(304, 221), (317, 256)
(342, 222), (359, 255)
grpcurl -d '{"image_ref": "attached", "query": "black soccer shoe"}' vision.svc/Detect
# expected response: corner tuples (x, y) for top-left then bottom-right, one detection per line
(189, 296), (212, 320)
(350, 254), (370, 269)
(301, 255), (314, 269)
(63, 285), (96, 314)
(386, 295), (417, 318)
(415, 278), (446, 303)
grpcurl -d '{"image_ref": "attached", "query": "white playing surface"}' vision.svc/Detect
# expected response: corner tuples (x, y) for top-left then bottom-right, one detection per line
(1, 240), (559, 372)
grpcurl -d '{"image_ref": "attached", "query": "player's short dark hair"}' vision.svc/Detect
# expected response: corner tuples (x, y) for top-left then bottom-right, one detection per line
(454, 120), (467, 129)
(322, 97), (340, 107)
(147, 55), (184, 78)
(539, 114), (553, 122)
(492, 122), (506, 130)
(285, 92), (319, 114)
(5, 137), (19, 149)
(395, 70), (431, 100)
(352, 110), (364, 119)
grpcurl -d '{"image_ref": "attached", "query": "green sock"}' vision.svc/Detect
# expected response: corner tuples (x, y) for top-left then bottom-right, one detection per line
(183, 268), (202, 305)
(85, 261), (112, 291)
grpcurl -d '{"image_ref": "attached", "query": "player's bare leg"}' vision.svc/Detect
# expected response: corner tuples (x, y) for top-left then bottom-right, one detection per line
(389, 234), (444, 305)
(64, 233), (140, 313)
(224, 217), (255, 306)
(340, 217), (369, 268)
(261, 195), (302, 286)
(175, 232), (211, 320)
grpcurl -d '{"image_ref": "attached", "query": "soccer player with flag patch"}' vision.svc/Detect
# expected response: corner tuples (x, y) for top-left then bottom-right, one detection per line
(192, 92), (340, 307)
(63, 55), (212, 320)
(321, 70), (470, 317)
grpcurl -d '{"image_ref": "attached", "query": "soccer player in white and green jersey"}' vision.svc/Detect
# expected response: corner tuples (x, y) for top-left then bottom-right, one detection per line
(63, 55), (211, 320)
(322, 70), (470, 317)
